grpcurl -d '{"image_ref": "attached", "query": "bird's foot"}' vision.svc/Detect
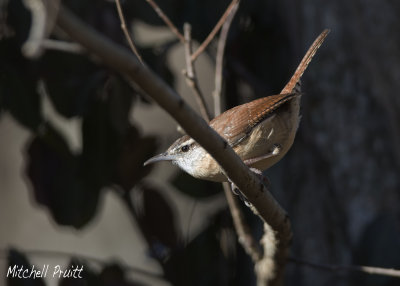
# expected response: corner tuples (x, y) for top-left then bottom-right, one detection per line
(228, 180), (252, 207)
(228, 168), (270, 207)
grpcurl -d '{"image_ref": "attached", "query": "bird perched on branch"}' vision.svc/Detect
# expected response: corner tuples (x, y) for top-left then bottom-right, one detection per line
(145, 30), (329, 185)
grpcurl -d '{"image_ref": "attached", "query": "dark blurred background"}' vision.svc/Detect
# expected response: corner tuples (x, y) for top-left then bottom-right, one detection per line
(1, 0), (400, 285)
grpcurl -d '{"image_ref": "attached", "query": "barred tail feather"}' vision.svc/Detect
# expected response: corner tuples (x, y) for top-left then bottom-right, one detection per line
(281, 29), (330, 94)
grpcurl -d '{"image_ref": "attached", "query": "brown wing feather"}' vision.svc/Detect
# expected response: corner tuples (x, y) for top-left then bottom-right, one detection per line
(210, 93), (299, 146)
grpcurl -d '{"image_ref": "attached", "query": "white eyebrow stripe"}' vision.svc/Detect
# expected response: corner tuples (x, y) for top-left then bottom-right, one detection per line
(182, 139), (195, 147)
(176, 138), (196, 150)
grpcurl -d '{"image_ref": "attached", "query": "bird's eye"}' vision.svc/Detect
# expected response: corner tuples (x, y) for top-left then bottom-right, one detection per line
(181, 145), (189, 152)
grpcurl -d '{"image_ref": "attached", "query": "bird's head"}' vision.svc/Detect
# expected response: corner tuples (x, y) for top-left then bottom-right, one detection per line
(144, 135), (206, 177)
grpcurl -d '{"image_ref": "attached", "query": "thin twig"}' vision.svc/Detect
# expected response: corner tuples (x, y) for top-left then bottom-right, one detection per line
(144, 0), (185, 43)
(115, 0), (144, 65)
(183, 23), (211, 121)
(191, 0), (240, 62)
(290, 257), (400, 278)
(223, 183), (262, 262)
(213, 1), (239, 116)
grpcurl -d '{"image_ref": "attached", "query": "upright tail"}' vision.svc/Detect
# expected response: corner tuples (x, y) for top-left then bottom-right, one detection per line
(281, 29), (330, 94)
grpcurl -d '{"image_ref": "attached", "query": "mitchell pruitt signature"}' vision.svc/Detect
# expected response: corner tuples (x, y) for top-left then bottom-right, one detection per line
(7, 264), (84, 279)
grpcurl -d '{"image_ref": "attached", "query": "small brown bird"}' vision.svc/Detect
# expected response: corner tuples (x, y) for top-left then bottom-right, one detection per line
(145, 30), (329, 182)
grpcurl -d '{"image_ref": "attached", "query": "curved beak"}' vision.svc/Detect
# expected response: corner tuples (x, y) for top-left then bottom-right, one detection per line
(143, 152), (175, 166)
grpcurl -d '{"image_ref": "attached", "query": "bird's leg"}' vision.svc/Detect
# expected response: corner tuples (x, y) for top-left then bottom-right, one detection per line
(228, 144), (280, 206)
(243, 144), (281, 166)
(242, 144), (280, 189)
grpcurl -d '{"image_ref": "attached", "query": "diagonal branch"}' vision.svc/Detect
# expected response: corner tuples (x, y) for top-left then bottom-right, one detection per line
(115, 0), (144, 65)
(183, 23), (211, 121)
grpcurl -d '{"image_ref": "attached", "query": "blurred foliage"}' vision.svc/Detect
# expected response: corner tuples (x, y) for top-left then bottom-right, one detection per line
(0, 4), (42, 130)
(26, 123), (99, 228)
(164, 211), (235, 285)
(172, 172), (222, 198)
(132, 184), (180, 261)
(95, 263), (146, 286)
(58, 259), (99, 286)
(40, 51), (106, 118)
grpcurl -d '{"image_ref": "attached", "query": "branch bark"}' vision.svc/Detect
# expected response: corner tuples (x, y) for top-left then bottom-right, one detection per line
(56, 6), (291, 285)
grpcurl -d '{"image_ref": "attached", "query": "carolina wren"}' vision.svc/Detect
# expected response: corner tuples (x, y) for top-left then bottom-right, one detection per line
(144, 30), (329, 182)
